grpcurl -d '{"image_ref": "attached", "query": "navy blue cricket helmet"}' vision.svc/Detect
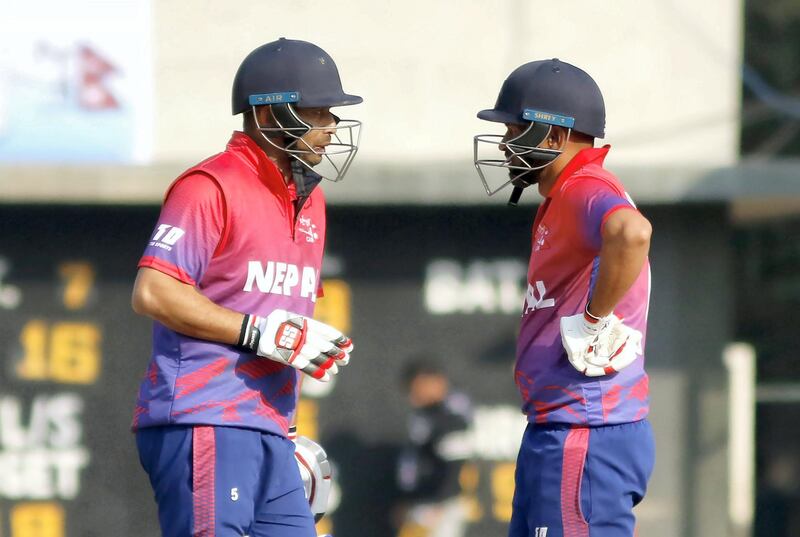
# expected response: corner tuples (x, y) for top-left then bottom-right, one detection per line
(478, 58), (605, 138)
(473, 59), (605, 201)
(232, 38), (362, 115)
(231, 38), (363, 188)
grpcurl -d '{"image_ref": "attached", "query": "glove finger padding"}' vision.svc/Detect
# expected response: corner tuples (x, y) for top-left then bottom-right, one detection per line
(302, 332), (344, 377)
(306, 317), (349, 347)
(598, 324), (642, 375)
(294, 436), (332, 522)
(256, 310), (353, 382)
(297, 340), (338, 381)
(307, 317), (354, 355)
(560, 312), (643, 377)
(294, 352), (331, 382)
(334, 335), (353, 355)
(305, 318), (352, 365)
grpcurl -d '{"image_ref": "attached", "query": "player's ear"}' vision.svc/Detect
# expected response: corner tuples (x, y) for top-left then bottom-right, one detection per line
(550, 126), (568, 149)
(254, 105), (273, 127)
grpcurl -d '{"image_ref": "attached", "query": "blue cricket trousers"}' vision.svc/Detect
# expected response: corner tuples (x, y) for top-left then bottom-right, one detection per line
(508, 420), (655, 537)
(136, 425), (316, 537)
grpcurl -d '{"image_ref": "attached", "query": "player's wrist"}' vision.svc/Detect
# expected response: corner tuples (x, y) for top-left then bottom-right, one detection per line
(581, 303), (614, 337)
(237, 313), (265, 351)
(584, 302), (612, 323)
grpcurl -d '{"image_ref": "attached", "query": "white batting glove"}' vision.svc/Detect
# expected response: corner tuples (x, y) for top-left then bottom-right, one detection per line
(239, 309), (353, 382)
(560, 307), (642, 377)
(291, 429), (332, 523)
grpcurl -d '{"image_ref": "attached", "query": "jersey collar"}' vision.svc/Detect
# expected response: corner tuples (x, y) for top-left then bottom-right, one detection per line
(227, 131), (293, 197)
(547, 144), (611, 197)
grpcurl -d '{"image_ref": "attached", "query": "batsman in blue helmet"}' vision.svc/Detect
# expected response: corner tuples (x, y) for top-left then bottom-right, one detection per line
(132, 38), (361, 537)
(232, 37), (363, 195)
(474, 59), (655, 537)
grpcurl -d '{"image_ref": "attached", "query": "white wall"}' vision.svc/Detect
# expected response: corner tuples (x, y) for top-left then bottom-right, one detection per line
(153, 0), (743, 167)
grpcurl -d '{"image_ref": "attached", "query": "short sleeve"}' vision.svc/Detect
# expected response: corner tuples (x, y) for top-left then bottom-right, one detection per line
(138, 173), (225, 285)
(562, 177), (635, 251)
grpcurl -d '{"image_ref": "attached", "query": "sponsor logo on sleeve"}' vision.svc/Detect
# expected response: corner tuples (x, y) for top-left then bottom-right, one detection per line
(149, 224), (185, 251)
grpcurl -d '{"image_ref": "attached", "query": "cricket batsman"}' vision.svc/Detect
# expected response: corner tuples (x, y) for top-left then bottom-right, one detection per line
(130, 38), (361, 536)
(474, 59), (655, 537)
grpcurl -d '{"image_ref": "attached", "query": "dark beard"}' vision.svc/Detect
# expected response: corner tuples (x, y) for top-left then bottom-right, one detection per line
(506, 155), (553, 187)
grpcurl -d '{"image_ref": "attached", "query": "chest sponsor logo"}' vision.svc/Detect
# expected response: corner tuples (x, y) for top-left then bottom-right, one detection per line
(243, 261), (318, 302)
(533, 223), (550, 252)
(149, 224), (185, 251)
(297, 216), (319, 244)
(534, 528), (548, 537)
(524, 280), (554, 314)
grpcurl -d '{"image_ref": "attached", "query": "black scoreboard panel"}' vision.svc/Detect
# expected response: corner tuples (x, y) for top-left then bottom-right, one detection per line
(0, 203), (730, 537)
(0, 206), (156, 537)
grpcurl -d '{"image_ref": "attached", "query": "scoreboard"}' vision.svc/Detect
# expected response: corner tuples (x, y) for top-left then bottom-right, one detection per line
(0, 206), (154, 536)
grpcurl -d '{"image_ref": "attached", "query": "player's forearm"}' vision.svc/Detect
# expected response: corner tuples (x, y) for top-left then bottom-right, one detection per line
(132, 267), (242, 344)
(588, 210), (651, 317)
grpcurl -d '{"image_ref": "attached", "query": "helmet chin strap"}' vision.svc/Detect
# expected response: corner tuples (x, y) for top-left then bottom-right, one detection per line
(507, 168), (542, 206)
(290, 158), (322, 199)
(283, 135), (324, 199)
(508, 185), (526, 207)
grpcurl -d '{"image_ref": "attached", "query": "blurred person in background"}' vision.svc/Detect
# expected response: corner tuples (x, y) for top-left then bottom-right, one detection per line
(396, 358), (473, 537)
(129, 38), (361, 537)
(755, 451), (800, 536)
(473, 59), (654, 537)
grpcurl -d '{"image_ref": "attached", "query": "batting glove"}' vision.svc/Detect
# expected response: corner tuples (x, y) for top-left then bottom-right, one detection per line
(290, 428), (332, 523)
(560, 306), (643, 377)
(238, 309), (353, 382)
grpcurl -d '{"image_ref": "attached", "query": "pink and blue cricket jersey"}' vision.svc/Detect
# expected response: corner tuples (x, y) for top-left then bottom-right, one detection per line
(515, 146), (650, 426)
(508, 147), (654, 537)
(132, 131), (326, 437)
